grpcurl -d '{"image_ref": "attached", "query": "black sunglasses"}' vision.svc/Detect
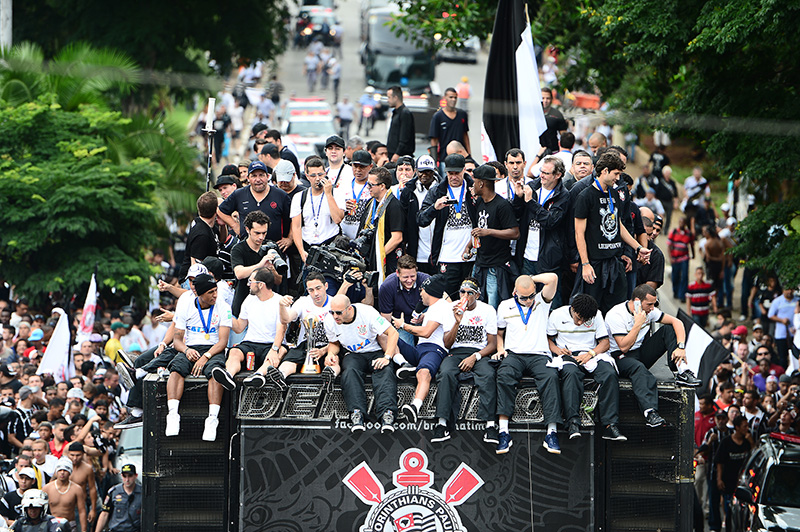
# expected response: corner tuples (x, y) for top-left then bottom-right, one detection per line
(515, 294), (535, 302)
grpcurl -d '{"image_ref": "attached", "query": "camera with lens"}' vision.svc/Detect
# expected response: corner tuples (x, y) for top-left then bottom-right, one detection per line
(305, 241), (379, 288)
(349, 228), (375, 260)
(260, 241), (288, 275)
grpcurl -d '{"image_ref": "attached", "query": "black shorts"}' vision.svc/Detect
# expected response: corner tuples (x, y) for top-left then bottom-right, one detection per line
(232, 341), (275, 368)
(282, 342), (321, 365)
(168, 345), (227, 378)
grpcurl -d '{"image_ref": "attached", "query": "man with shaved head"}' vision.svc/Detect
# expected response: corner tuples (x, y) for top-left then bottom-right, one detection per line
(494, 273), (562, 455)
(323, 295), (400, 433)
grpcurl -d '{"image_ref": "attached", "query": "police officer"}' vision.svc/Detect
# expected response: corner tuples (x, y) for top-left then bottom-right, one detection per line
(95, 464), (141, 532)
(10, 490), (69, 532)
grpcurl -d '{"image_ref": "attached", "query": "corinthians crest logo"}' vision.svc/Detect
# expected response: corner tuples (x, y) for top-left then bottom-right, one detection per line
(343, 448), (483, 532)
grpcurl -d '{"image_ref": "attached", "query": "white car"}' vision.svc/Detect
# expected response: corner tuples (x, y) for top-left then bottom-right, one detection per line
(282, 103), (338, 167)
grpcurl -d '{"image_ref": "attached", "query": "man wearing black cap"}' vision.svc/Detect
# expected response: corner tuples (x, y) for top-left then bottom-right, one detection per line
(391, 274), (456, 424)
(386, 86), (415, 161)
(464, 164), (520, 308)
(96, 463), (141, 532)
(399, 155), (438, 275)
(0, 363), (21, 393)
(335, 150), (373, 240)
(165, 273), (232, 442)
(217, 160), (292, 250)
(417, 154), (477, 298)
(213, 173), (239, 200)
(324, 135), (354, 186)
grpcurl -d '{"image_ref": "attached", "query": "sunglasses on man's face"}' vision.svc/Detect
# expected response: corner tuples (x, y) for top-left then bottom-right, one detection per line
(331, 309), (347, 315)
(515, 293), (535, 302)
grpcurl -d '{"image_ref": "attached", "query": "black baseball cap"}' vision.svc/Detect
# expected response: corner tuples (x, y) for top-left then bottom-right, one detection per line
(121, 464), (137, 475)
(397, 156), (415, 168)
(251, 123), (268, 137)
(473, 165), (500, 181)
(444, 154), (465, 172)
(213, 174), (239, 189)
(351, 150), (373, 166)
(325, 135), (345, 149)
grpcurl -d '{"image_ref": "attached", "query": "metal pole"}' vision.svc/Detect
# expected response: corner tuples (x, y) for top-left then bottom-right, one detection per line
(0, 0), (11, 54)
(203, 97), (216, 192)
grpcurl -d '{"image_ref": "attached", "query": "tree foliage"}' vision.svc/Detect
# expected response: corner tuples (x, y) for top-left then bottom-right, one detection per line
(0, 100), (164, 306)
(390, 0), (498, 51)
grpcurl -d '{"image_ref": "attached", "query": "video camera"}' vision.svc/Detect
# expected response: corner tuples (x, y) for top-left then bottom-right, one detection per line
(260, 242), (289, 275)
(305, 237), (379, 288)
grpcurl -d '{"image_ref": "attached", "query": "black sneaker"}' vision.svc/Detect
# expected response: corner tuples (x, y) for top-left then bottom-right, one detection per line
(114, 415), (143, 430)
(675, 369), (702, 387)
(602, 424), (628, 441)
(568, 420), (581, 440)
(351, 410), (365, 433)
(117, 349), (135, 368)
(646, 410), (667, 428)
(380, 411), (395, 434)
(243, 373), (266, 387)
(116, 363), (137, 391)
(483, 425), (500, 444)
(211, 367), (236, 391)
(431, 424), (451, 443)
(396, 363), (417, 380)
(266, 366), (288, 391)
(401, 403), (419, 423)
(322, 366), (336, 393)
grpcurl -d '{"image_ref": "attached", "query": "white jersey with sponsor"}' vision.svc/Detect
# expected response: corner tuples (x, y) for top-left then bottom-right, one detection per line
(324, 303), (390, 353)
(174, 296), (233, 347)
(605, 302), (663, 352)
(290, 295), (332, 348)
(546, 305), (607, 353)
(497, 293), (551, 355)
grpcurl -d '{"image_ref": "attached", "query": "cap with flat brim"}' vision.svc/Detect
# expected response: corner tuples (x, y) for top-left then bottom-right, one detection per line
(351, 150), (373, 166)
(472, 165), (500, 181)
(444, 154), (465, 172)
(213, 175), (239, 189)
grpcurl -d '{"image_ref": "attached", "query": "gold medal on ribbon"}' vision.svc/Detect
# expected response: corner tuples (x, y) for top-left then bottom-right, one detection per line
(204, 333), (210, 340)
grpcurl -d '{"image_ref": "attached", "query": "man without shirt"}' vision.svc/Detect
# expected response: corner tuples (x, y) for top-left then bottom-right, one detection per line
(433, 278), (498, 445)
(324, 295), (399, 433)
(495, 274), (562, 455)
(65, 442), (97, 525)
(211, 268), (286, 392)
(547, 294), (626, 442)
(43, 458), (86, 532)
(391, 275), (456, 425)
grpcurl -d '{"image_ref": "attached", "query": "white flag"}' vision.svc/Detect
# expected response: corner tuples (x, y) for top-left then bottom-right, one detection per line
(37, 308), (76, 382)
(480, 121), (497, 163)
(515, 22), (547, 158)
(77, 273), (98, 343)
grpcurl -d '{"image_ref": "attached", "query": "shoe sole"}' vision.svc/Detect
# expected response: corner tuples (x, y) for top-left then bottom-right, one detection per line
(351, 425), (365, 433)
(543, 442), (562, 454)
(647, 421), (667, 428)
(212, 368), (236, 391)
(117, 349), (135, 367)
(401, 405), (418, 423)
(381, 425), (395, 434)
(266, 367), (288, 391)
(676, 379), (702, 388)
(114, 418), (143, 430)
(116, 363), (136, 391)
(396, 367), (417, 379)
(243, 375), (267, 387)
(322, 369), (336, 392)
(602, 435), (628, 441)
(431, 433), (451, 443)
(496, 440), (513, 454)
(484, 435), (500, 444)
(569, 432), (582, 440)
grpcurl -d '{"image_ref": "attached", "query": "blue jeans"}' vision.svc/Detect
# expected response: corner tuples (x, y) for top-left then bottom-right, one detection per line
(671, 260), (689, 301)
(473, 266), (500, 309)
(398, 329), (416, 347)
(723, 264), (736, 309)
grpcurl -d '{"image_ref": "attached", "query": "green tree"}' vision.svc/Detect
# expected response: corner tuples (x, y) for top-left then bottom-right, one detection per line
(389, 1), (498, 51)
(0, 99), (165, 306)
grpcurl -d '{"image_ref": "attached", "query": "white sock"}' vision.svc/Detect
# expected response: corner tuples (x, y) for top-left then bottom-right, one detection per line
(677, 361), (689, 372)
(208, 404), (220, 418)
(131, 407), (143, 417)
(135, 368), (147, 379)
(643, 408), (653, 418)
(393, 354), (408, 365)
(547, 423), (557, 435)
(438, 418), (447, 426)
(485, 421), (496, 428)
(499, 419), (509, 433)
(412, 398), (423, 409)
(167, 400), (180, 414)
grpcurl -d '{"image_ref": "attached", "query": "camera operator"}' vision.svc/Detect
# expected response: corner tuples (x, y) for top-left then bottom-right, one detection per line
(230, 211), (284, 318)
(358, 167), (404, 281)
(290, 156), (344, 264)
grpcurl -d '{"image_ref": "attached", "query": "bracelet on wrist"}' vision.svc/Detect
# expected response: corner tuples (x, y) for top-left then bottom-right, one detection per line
(582, 262), (590, 266)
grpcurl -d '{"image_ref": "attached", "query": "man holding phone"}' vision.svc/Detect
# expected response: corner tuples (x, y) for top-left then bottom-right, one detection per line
(605, 284), (702, 429)
(290, 156), (344, 263)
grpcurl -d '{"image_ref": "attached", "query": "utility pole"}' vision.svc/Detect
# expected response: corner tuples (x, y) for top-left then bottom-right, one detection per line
(0, 0), (11, 54)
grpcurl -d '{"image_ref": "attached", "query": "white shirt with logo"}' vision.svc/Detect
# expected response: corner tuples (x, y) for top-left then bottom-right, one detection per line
(497, 293), (551, 355)
(324, 303), (390, 353)
(174, 296), (233, 347)
(546, 306), (607, 353)
(452, 300), (497, 350)
(291, 295), (331, 348)
(605, 302), (663, 352)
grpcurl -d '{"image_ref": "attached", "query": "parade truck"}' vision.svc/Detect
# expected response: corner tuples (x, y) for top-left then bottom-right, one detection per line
(360, 4), (440, 138)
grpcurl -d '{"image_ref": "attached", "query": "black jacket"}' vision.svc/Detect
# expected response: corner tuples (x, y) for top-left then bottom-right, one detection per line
(513, 178), (571, 272)
(386, 104), (415, 158)
(399, 176), (437, 261)
(416, 176), (477, 265)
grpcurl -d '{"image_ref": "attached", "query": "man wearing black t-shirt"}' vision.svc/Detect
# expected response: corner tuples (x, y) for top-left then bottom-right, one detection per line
(573, 152), (651, 313)
(715, 415), (753, 529)
(359, 167), (404, 280)
(230, 211), (284, 317)
(178, 192), (219, 284)
(637, 208), (666, 289)
(428, 88), (470, 165)
(539, 88), (569, 154)
(217, 161), (293, 250)
(464, 165), (520, 308)
(265, 129), (301, 178)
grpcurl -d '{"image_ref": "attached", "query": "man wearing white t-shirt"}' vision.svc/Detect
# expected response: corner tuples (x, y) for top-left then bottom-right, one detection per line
(605, 284), (701, 430)
(325, 135), (354, 187)
(165, 274), (232, 442)
(495, 273), (561, 455)
(334, 150), (373, 240)
(291, 156), (345, 262)
(211, 268), (286, 391)
(391, 275), (456, 424)
(547, 294), (626, 442)
(270, 272), (333, 390)
(434, 278), (498, 444)
(324, 295), (399, 433)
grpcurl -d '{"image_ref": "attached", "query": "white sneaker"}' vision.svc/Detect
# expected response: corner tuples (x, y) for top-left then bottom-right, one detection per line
(165, 412), (180, 437)
(202, 416), (219, 442)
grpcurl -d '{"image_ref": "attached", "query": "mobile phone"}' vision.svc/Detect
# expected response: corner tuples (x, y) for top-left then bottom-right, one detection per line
(634, 300), (642, 313)
(443, 198), (458, 205)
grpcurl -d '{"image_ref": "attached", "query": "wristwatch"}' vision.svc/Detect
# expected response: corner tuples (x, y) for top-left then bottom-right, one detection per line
(677, 342), (685, 349)
(204, 352), (212, 359)
(475, 354), (482, 361)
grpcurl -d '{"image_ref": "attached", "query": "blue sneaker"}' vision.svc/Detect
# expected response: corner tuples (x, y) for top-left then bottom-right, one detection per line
(543, 432), (561, 454)
(496, 432), (513, 454)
